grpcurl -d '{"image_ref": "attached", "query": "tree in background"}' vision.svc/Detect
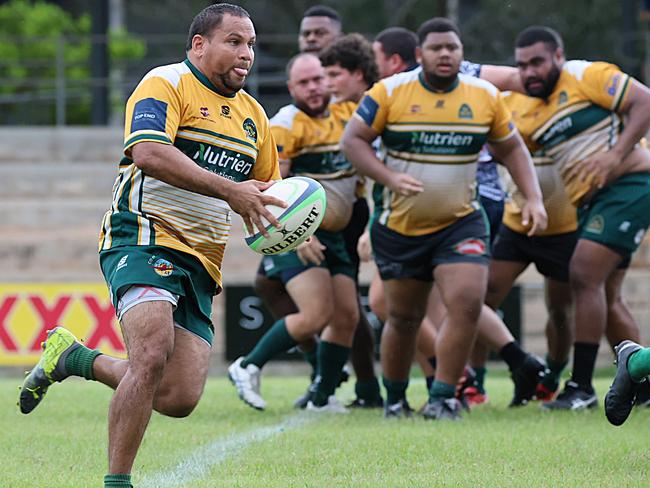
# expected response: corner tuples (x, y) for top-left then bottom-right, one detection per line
(461, 0), (636, 73)
(0, 0), (145, 124)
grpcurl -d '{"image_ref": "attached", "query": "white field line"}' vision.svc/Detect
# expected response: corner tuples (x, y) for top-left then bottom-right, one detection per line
(140, 413), (315, 488)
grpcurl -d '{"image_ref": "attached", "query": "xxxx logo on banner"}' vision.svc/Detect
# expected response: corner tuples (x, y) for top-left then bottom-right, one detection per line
(0, 283), (125, 366)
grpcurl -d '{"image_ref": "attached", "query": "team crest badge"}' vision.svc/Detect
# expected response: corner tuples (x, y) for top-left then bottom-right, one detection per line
(558, 91), (568, 106)
(586, 215), (605, 235)
(149, 257), (174, 277)
(458, 103), (473, 119)
(243, 118), (257, 142)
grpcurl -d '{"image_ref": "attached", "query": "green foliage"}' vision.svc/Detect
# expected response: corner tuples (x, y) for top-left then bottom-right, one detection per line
(0, 0), (146, 124)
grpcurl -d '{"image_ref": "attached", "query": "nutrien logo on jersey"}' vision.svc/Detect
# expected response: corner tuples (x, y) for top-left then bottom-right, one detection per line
(454, 238), (486, 255)
(148, 256), (174, 277)
(192, 143), (253, 176)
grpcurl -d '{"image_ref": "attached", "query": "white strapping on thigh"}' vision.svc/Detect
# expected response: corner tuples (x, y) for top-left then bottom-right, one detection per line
(117, 285), (179, 321)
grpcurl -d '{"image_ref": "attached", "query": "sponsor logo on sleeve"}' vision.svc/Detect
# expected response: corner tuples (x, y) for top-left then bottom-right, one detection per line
(131, 98), (168, 132)
(607, 74), (620, 96)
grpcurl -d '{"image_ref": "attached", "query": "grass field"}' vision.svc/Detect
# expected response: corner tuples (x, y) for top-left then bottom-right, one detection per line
(2, 368), (649, 487)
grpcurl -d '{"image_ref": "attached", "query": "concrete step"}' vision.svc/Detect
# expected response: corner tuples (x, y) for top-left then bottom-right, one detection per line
(0, 227), (102, 280)
(0, 162), (118, 198)
(0, 127), (122, 163)
(0, 197), (108, 228)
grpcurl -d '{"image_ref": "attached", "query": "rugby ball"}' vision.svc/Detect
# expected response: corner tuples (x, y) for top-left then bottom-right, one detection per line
(245, 176), (327, 255)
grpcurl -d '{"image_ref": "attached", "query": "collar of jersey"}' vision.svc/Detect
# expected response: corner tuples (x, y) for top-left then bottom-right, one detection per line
(418, 70), (459, 94)
(184, 59), (236, 99)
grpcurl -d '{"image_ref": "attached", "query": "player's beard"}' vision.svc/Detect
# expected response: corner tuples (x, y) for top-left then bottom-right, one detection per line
(524, 63), (561, 99)
(295, 93), (331, 117)
(214, 71), (246, 96)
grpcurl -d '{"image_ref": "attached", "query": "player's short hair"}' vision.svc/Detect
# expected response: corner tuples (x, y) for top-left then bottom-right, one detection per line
(285, 52), (320, 79)
(374, 27), (418, 65)
(303, 5), (341, 24)
(416, 17), (461, 45)
(186, 3), (250, 51)
(319, 33), (379, 87)
(515, 26), (564, 52)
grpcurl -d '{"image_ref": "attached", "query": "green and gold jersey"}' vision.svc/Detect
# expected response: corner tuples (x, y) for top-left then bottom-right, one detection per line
(270, 101), (358, 232)
(507, 60), (631, 206)
(99, 59), (281, 289)
(501, 91), (577, 236)
(356, 66), (515, 236)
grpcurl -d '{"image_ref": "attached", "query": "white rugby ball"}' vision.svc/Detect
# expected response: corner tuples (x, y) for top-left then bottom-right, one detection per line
(245, 176), (327, 255)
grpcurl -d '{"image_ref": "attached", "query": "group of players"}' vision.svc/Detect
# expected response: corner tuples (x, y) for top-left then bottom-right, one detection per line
(16, 4), (650, 486)
(228, 4), (650, 421)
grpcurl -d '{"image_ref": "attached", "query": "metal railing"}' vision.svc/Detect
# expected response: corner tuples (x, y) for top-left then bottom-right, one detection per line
(0, 33), (300, 126)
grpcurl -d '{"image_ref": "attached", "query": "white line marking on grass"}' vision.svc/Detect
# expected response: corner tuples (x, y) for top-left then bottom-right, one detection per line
(140, 413), (315, 488)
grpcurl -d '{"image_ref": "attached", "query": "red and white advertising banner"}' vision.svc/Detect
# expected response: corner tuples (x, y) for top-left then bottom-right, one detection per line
(0, 283), (125, 366)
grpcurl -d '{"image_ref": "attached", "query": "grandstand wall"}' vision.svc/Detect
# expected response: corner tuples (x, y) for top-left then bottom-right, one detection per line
(1, 127), (649, 367)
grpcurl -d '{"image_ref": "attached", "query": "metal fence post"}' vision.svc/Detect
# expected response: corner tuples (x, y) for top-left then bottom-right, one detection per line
(55, 36), (66, 126)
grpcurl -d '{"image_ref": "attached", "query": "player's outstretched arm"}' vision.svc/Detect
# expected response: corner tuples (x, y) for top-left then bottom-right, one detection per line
(489, 132), (547, 235)
(132, 142), (285, 236)
(342, 117), (423, 197)
(480, 65), (524, 93)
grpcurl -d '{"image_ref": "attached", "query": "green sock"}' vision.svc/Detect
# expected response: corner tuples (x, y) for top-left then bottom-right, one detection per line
(628, 348), (650, 382)
(542, 355), (567, 390)
(302, 347), (318, 380)
(312, 341), (350, 406)
(429, 380), (456, 401)
(354, 378), (382, 402)
(104, 473), (132, 487)
(241, 319), (297, 368)
(474, 366), (487, 394)
(382, 376), (409, 405)
(64, 345), (102, 380)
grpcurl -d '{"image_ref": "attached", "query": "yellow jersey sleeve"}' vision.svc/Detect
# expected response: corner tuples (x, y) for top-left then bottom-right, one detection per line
(354, 82), (389, 134)
(488, 91), (516, 142)
(270, 124), (297, 161)
(123, 74), (182, 156)
(251, 116), (281, 182)
(579, 62), (631, 112)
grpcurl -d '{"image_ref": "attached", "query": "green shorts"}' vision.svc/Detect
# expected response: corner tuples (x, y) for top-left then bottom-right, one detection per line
(578, 172), (650, 259)
(264, 229), (355, 284)
(99, 245), (217, 345)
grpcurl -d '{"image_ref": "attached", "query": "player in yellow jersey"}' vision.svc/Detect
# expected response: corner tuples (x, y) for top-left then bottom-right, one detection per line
(317, 33), (386, 408)
(343, 18), (547, 420)
(508, 26), (650, 411)
(229, 53), (362, 412)
(19, 5), (282, 487)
